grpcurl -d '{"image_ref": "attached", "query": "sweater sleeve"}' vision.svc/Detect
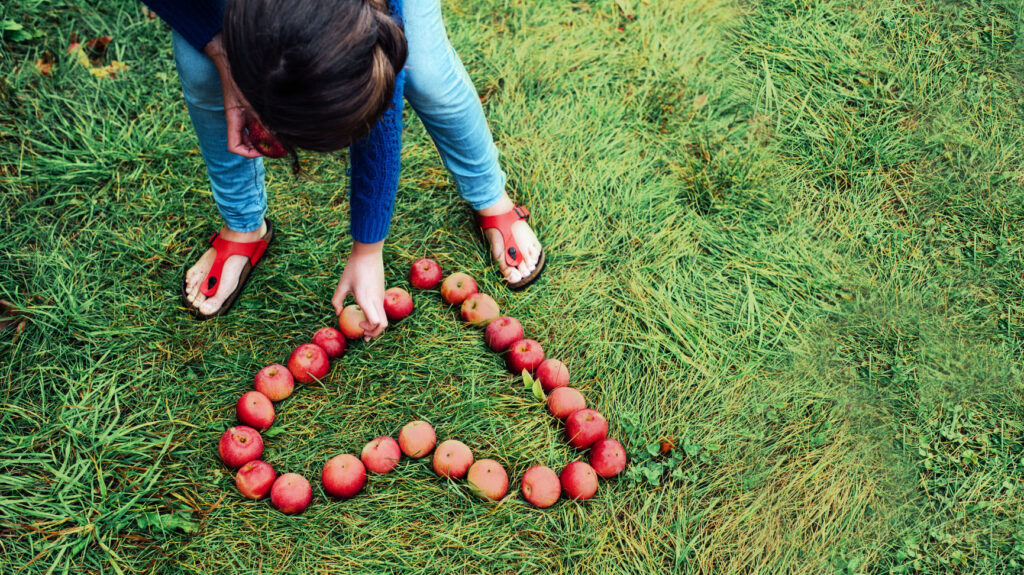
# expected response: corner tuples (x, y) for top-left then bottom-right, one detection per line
(142, 0), (225, 53)
(348, 0), (405, 244)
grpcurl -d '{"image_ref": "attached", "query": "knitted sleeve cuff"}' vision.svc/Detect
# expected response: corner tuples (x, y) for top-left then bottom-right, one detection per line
(348, 65), (405, 244)
(143, 0), (225, 53)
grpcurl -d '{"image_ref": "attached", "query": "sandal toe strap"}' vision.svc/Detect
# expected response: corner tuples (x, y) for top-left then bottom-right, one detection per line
(200, 233), (268, 297)
(478, 206), (530, 267)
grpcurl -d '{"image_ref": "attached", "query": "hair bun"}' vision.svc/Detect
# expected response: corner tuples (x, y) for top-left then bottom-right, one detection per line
(223, 0), (408, 152)
(366, 0), (406, 72)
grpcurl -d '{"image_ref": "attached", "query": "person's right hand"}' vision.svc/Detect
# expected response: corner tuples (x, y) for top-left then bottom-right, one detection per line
(331, 241), (389, 341)
(203, 33), (262, 159)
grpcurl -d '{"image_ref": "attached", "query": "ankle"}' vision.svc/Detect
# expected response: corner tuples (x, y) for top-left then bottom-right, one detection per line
(220, 220), (266, 242)
(476, 193), (514, 217)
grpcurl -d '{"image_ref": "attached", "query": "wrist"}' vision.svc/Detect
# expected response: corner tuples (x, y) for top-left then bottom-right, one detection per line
(203, 33), (226, 60)
(204, 34), (234, 83)
(351, 240), (384, 257)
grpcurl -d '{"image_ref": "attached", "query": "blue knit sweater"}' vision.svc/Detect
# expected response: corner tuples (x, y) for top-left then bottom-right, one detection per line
(144, 0), (403, 244)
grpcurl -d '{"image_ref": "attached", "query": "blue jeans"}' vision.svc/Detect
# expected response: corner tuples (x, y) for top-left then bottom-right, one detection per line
(172, 0), (506, 233)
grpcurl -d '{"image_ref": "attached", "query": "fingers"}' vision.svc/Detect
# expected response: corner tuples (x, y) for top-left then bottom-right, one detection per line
(332, 282), (352, 316)
(355, 293), (388, 341)
(228, 137), (262, 158)
(226, 109), (262, 159)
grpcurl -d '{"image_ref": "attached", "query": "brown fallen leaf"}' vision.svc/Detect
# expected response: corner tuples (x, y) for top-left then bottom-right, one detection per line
(85, 35), (112, 66)
(68, 36), (130, 79)
(34, 51), (55, 76)
(89, 61), (129, 79)
(659, 436), (676, 454)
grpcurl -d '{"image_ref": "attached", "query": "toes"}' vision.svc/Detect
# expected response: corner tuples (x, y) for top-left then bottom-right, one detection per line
(484, 218), (543, 286)
(187, 279), (202, 303)
(485, 229), (504, 261)
(525, 243), (540, 268)
(199, 297), (224, 316)
(185, 248), (216, 304)
(189, 276), (207, 303)
(522, 250), (536, 272)
(194, 255), (245, 315)
(185, 271), (200, 295)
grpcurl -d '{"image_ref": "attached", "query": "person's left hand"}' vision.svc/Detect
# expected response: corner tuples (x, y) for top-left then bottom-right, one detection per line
(332, 241), (388, 340)
(203, 33), (261, 159)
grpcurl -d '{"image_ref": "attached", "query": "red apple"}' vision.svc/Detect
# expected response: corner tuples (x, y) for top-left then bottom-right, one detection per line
(589, 438), (627, 478)
(361, 436), (402, 474)
(245, 117), (288, 158)
(466, 459), (509, 501)
(338, 304), (367, 340)
(270, 473), (312, 514)
(383, 287), (414, 322)
(409, 258), (442, 289)
(398, 420), (436, 458)
(218, 426), (264, 469)
(288, 343), (330, 383)
(253, 364), (294, 401)
(506, 339), (545, 374)
(322, 453), (367, 499)
(432, 439), (474, 479)
(235, 460), (276, 499)
(547, 387), (587, 419)
(565, 409), (609, 449)
(460, 293), (500, 327)
(485, 316), (524, 352)
(440, 272), (478, 305)
(236, 391), (274, 431)
(536, 359), (570, 391)
(560, 461), (599, 500)
(312, 327), (347, 360)
(521, 465), (561, 508)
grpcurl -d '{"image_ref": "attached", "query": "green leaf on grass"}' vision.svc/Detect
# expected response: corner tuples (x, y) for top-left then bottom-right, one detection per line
(641, 463), (661, 486)
(684, 441), (702, 458)
(667, 450), (684, 466)
(1, 20), (36, 43)
(263, 426), (284, 438)
(523, 369), (534, 390)
(135, 511), (197, 534)
(531, 376), (546, 401)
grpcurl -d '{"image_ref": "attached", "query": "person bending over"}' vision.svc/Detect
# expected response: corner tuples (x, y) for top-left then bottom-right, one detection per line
(143, 0), (545, 336)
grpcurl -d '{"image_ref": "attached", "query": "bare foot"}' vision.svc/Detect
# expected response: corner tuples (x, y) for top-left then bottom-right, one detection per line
(478, 193), (542, 285)
(183, 220), (267, 316)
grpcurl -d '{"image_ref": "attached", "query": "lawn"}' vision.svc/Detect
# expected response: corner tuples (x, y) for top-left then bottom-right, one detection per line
(2, 0), (1024, 572)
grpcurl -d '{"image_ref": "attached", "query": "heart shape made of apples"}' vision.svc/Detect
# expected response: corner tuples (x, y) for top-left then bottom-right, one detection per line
(216, 258), (626, 514)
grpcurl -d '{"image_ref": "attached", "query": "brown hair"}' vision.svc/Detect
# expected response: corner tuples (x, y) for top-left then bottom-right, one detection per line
(223, 0), (407, 152)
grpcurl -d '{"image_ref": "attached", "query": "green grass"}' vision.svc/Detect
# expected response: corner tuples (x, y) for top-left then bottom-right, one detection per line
(2, 0), (1024, 572)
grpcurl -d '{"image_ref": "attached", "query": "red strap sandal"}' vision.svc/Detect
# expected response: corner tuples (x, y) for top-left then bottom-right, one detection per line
(181, 220), (274, 320)
(477, 206), (546, 291)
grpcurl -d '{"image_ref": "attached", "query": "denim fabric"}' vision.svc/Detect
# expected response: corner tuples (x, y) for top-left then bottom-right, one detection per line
(173, 30), (267, 232)
(171, 0), (505, 234)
